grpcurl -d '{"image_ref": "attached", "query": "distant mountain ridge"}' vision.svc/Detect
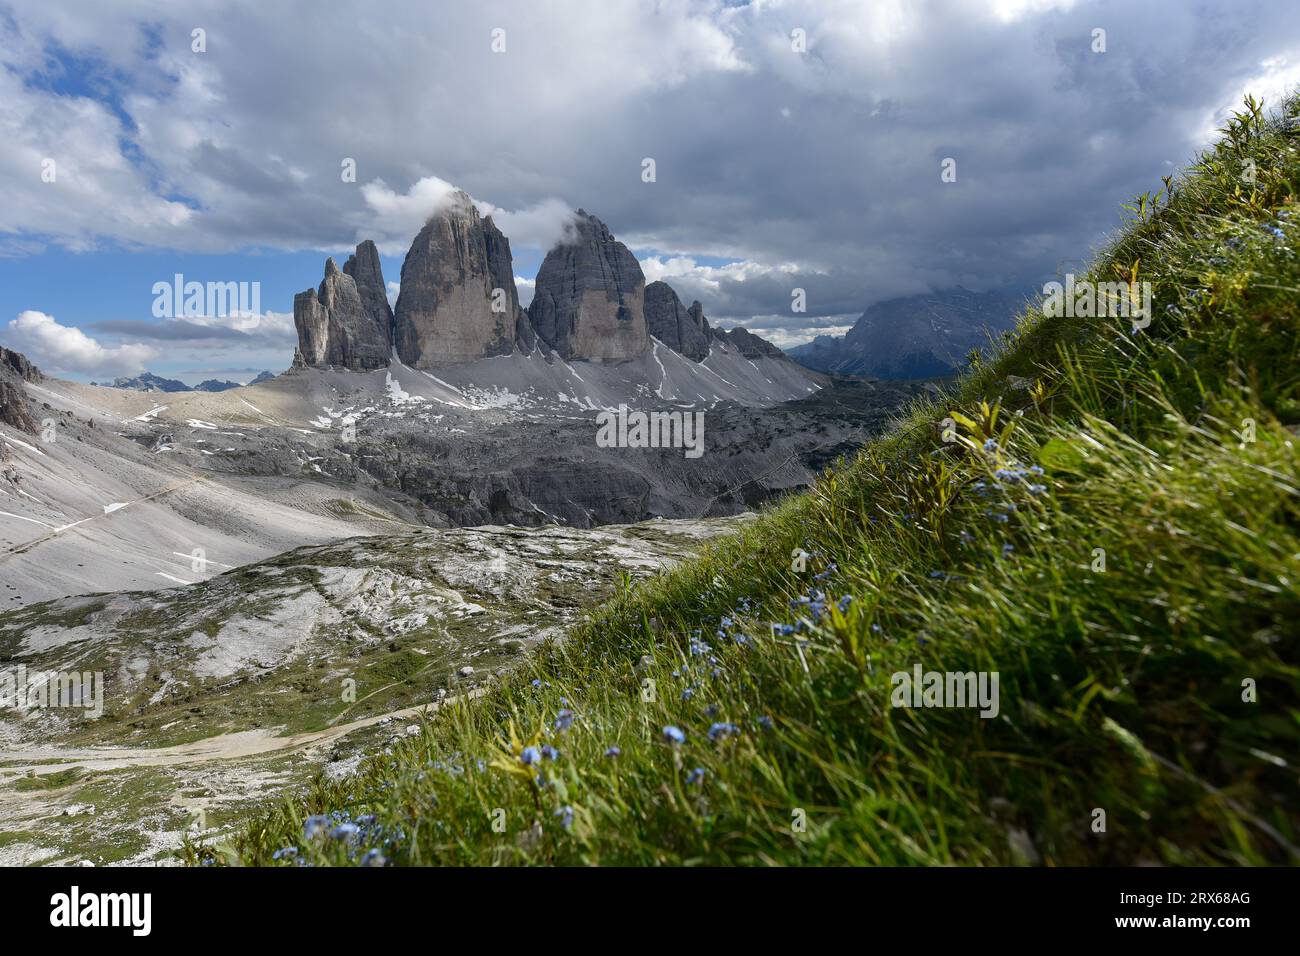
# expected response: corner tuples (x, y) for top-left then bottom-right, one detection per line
(94, 370), (276, 392)
(789, 288), (1024, 379)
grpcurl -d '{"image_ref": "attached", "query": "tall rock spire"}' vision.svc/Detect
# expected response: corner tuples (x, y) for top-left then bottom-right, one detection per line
(527, 210), (649, 362)
(292, 242), (392, 371)
(392, 190), (523, 367)
(343, 239), (394, 348)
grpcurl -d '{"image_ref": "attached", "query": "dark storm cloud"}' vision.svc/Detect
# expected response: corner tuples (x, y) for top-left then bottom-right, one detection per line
(91, 318), (251, 341)
(3, 0), (1300, 341)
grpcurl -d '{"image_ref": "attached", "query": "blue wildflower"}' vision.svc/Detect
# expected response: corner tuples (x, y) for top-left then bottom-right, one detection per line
(686, 767), (706, 785)
(520, 745), (542, 766)
(708, 722), (739, 741)
(604, 746), (621, 758)
(330, 822), (360, 840)
(272, 846), (299, 861)
(554, 805), (575, 830)
(303, 815), (330, 839)
(663, 725), (686, 744)
(554, 708), (575, 732)
(757, 716), (774, 730)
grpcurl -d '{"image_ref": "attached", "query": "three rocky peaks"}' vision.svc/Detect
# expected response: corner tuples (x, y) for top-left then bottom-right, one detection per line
(293, 190), (780, 371)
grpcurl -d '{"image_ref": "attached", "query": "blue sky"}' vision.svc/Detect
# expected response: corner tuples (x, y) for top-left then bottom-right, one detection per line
(2, 0), (1299, 383)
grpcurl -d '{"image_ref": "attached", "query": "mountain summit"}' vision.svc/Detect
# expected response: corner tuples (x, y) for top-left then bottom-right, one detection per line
(392, 190), (525, 367)
(293, 242), (392, 371)
(789, 288), (1024, 379)
(292, 204), (788, 373)
(528, 209), (649, 362)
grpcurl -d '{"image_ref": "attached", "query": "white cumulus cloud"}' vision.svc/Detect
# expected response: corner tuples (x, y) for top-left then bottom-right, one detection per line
(3, 310), (158, 378)
(357, 176), (463, 253)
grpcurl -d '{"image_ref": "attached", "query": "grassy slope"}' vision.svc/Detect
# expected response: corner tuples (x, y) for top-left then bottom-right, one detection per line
(210, 95), (1300, 867)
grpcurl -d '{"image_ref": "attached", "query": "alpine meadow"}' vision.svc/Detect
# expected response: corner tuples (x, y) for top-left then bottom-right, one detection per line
(0, 0), (1296, 937)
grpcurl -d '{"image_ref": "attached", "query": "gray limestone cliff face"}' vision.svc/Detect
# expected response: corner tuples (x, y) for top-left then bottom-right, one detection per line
(284, 206), (778, 373)
(293, 244), (392, 371)
(482, 215), (536, 352)
(343, 239), (394, 346)
(0, 347), (39, 433)
(644, 281), (711, 361)
(528, 210), (649, 362)
(393, 192), (518, 367)
(713, 325), (785, 359)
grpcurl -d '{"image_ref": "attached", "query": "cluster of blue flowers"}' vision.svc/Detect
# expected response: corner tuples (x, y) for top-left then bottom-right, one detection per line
(993, 464), (1048, 496)
(767, 581), (853, 639)
(790, 587), (827, 623)
(707, 721), (739, 741)
(520, 743), (562, 766)
(812, 561), (838, 582)
(290, 810), (401, 866)
(714, 615), (751, 647)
